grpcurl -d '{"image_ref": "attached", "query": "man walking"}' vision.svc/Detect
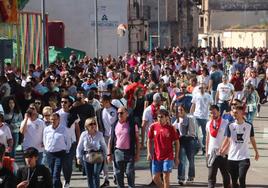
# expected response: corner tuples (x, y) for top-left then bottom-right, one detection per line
(206, 105), (230, 188)
(107, 107), (140, 188)
(147, 109), (180, 188)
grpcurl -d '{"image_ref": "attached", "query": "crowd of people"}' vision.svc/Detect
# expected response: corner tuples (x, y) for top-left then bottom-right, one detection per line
(0, 46), (266, 188)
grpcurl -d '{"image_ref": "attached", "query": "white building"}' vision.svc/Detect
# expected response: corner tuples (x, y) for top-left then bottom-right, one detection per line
(23, 0), (131, 57)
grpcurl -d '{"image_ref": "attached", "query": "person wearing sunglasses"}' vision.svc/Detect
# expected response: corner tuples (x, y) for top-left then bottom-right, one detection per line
(20, 103), (46, 165)
(76, 117), (107, 188)
(56, 96), (79, 188)
(147, 109), (179, 188)
(107, 107), (140, 188)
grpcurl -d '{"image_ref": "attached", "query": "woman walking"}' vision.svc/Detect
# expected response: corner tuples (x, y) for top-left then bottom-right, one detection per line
(76, 117), (107, 188)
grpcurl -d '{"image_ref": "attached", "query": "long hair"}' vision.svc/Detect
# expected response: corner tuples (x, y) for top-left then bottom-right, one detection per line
(3, 96), (21, 114)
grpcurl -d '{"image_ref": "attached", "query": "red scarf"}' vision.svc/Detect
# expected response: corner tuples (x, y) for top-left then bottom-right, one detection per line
(151, 103), (159, 120)
(210, 118), (222, 138)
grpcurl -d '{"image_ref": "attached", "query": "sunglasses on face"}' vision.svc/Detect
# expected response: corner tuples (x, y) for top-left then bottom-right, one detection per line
(88, 122), (96, 126)
(61, 101), (68, 104)
(118, 112), (125, 115)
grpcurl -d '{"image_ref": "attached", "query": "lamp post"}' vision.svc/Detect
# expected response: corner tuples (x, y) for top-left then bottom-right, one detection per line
(41, 0), (47, 69)
(95, 0), (99, 58)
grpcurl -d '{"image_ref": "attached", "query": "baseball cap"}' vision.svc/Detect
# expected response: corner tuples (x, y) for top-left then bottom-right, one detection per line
(153, 93), (166, 102)
(23, 147), (39, 158)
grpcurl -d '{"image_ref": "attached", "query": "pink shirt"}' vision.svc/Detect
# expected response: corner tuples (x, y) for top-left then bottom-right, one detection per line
(115, 122), (138, 150)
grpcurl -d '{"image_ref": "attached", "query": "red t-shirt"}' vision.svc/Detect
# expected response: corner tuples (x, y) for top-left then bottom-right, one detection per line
(148, 122), (179, 161)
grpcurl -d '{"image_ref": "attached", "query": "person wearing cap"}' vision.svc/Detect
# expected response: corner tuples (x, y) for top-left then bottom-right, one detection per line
(0, 144), (16, 188)
(205, 105), (230, 188)
(141, 92), (165, 149)
(16, 147), (52, 188)
(215, 75), (234, 115)
(147, 109), (179, 188)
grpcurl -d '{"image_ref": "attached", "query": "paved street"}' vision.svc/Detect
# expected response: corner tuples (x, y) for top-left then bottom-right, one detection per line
(15, 104), (268, 188)
(66, 104), (268, 188)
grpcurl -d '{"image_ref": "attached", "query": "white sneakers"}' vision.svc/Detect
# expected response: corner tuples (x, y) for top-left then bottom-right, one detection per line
(63, 183), (70, 188)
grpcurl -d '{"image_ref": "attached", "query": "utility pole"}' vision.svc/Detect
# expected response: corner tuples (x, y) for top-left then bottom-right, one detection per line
(95, 0), (99, 58)
(157, 0), (160, 47)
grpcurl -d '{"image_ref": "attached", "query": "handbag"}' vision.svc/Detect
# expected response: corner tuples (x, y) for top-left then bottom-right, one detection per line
(85, 150), (104, 164)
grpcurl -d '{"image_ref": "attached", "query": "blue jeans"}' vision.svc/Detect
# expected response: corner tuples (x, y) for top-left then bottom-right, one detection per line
(83, 160), (102, 188)
(114, 149), (135, 188)
(10, 132), (19, 158)
(218, 101), (231, 116)
(246, 107), (256, 124)
(196, 118), (207, 149)
(62, 142), (76, 184)
(178, 137), (195, 180)
(46, 150), (65, 188)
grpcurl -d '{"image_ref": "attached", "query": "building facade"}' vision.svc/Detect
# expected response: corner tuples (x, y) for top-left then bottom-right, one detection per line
(199, 0), (268, 48)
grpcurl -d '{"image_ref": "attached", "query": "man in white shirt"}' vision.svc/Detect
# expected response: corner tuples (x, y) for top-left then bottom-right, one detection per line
(43, 113), (71, 188)
(215, 75), (234, 115)
(191, 83), (213, 154)
(206, 105), (230, 188)
(220, 105), (259, 188)
(57, 96), (79, 188)
(20, 103), (45, 164)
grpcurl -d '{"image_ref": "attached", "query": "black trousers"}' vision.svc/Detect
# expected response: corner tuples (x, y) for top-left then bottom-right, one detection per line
(208, 156), (230, 188)
(228, 159), (250, 188)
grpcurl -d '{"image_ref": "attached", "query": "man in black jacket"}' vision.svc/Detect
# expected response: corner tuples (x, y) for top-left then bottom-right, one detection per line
(0, 144), (16, 188)
(16, 147), (52, 188)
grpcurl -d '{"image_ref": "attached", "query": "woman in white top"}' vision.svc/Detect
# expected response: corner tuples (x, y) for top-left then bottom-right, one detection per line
(3, 96), (23, 157)
(76, 117), (107, 188)
(0, 113), (13, 154)
(220, 105), (259, 188)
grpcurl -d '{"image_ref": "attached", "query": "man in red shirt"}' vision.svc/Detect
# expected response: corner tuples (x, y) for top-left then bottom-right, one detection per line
(147, 109), (180, 188)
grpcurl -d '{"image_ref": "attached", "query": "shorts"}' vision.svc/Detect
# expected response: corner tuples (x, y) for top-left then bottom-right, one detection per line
(152, 160), (173, 174)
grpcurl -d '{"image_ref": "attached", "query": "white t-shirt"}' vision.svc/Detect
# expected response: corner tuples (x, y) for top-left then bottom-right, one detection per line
(102, 107), (118, 137)
(206, 118), (229, 155)
(57, 108), (76, 143)
(21, 118), (46, 152)
(216, 83), (234, 102)
(142, 105), (165, 134)
(0, 123), (12, 147)
(191, 92), (213, 119)
(225, 121), (254, 161)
